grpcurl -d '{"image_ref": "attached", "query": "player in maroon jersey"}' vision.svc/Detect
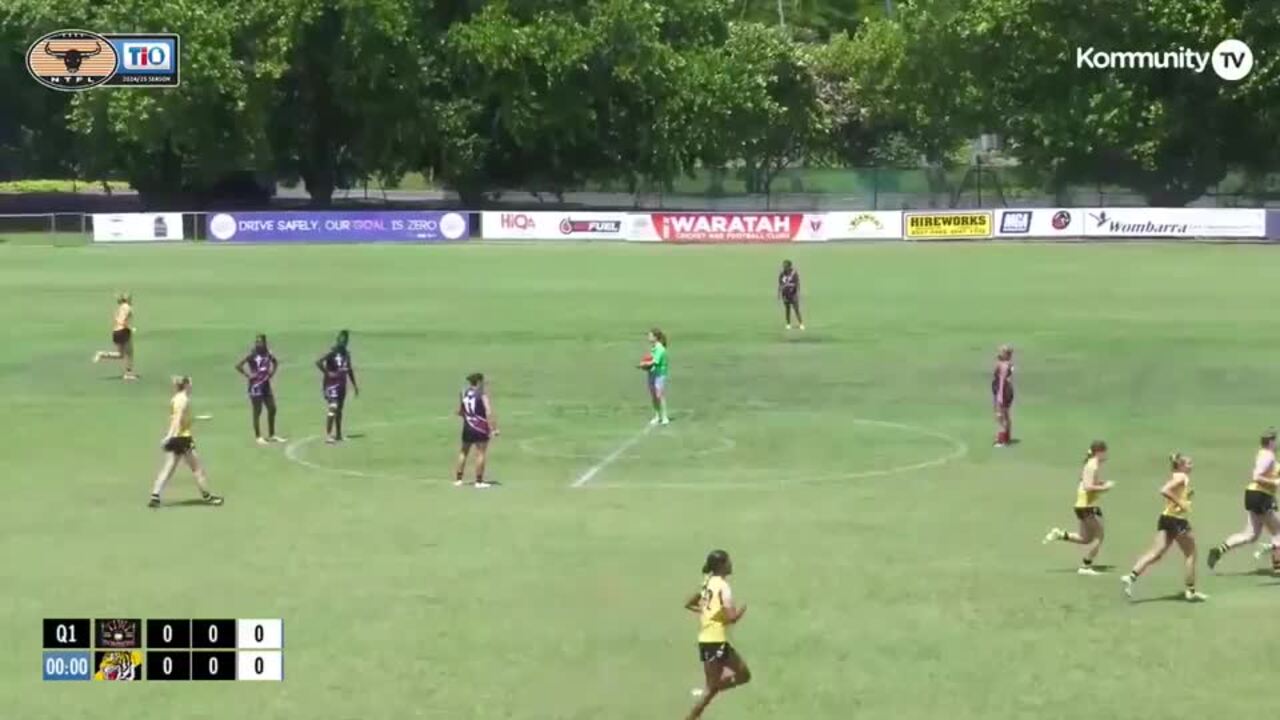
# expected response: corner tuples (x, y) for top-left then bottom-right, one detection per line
(992, 345), (1015, 447)
(315, 330), (359, 444)
(235, 334), (285, 445)
(778, 260), (804, 330)
(454, 373), (499, 488)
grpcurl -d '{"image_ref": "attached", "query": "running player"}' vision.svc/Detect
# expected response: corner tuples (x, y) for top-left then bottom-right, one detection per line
(149, 376), (223, 508)
(316, 330), (358, 444)
(1121, 453), (1208, 602)
(992, 345), (1014, 447)
(236, 334), (285, 445)
(1043, 440), (1113, 574)
(778, 260), (803, 330)
(638, 328), (669, 425)
(453, 373), (498, 488)
(93, 292), (137, 380)
(1207, 429), (1280, 573)
(683, 549), (751, 720)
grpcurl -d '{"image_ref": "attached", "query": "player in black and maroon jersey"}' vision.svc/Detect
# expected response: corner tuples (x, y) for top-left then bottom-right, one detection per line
(992, 344), (1015, 447)
(315, 330), (359, 444)
(235, 333), (285, 445)
(454, 372), (499, 488)
(778, 260), (804, 330)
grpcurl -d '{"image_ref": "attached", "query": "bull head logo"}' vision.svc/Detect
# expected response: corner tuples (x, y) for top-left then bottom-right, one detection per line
(45, 41), (101, 74)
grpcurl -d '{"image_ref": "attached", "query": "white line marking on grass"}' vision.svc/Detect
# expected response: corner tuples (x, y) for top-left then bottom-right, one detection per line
(590, 417), (969, 490)
(571, 424), (656, 488)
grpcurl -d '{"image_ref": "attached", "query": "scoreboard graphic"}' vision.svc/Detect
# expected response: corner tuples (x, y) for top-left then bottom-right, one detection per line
(42, 618), (283, 681)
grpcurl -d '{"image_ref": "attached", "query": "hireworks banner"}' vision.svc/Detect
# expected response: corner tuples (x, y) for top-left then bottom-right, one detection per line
(206, 211), (469, 243)
(904, 211), (993, 240)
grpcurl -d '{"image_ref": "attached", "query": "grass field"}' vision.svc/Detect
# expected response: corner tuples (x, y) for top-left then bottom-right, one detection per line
(4, 241), (1280, 719)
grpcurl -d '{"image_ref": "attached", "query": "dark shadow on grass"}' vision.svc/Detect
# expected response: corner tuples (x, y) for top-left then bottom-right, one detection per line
(1215, 568), (1275, 577)
(160, 499), (223, 509)
(345, 432), (367, 440)
(1045, 564), (1116, 574)
(1129, 593), (1189, 605)
(783, 334), (824, 344)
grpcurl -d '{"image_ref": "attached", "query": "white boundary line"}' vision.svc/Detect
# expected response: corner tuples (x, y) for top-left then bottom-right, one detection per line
(590, 417), (969, 489)
(519, 432), (736, 460)
(571, 424), (655, 488)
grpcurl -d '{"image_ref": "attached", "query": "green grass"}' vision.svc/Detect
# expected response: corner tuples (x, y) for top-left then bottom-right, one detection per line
(0, 179), (131, 193)
(3, 241), (1280, 719)
(0, 231), (90, 247)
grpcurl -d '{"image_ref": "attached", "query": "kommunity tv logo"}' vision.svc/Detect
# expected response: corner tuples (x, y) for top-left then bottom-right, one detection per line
(1076, 39), (1254, 81)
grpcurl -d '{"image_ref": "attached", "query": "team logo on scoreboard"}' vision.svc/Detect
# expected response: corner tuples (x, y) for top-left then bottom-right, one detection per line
(26, 30), (180, 91)
(93, 650), (143, 681)
(96, 618), (140, 648)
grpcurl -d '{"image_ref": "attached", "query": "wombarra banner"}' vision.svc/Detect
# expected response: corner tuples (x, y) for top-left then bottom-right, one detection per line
(206, 211), (469, 243)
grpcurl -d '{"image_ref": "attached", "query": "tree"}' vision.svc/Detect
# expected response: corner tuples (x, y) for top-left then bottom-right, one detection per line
(64, 0), (291, 204)
(268, 0), (423, 206)
(949, 0), (1272, 205)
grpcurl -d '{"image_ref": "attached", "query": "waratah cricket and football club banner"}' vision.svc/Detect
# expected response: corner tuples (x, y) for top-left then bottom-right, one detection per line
(92, 213), (184, 242)
(205, 211), (469, 243)
(628, 213), (827, 243)
(822, 211), (904, 241)
(1082, 208), (1266, 238)
(993, 209), (1084, 238)
(481, 211), (628, 240)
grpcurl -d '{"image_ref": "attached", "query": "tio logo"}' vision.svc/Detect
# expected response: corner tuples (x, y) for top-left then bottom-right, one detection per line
(1211, 39), (1252, 81)
(121, 42), (171, 70)
(501, 214), (535, 230)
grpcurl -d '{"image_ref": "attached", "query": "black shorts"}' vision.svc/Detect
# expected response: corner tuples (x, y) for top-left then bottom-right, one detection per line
(781, 291), (798, 305)
(1157, 515), (1190, 537)
(111, 328), (132, 346)
(1245, 490), (1277, 514)
(324, 388), (346, 408)
(249, 383), (273, 400)
(462, 426), (491, 445)
(163, 436), (194, 455)
(698, 642), (732, 663)
(1074, 506), (1102, 520)
(992, 387), (1014, 407)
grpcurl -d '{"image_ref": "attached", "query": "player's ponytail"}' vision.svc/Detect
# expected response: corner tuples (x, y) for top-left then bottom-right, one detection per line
(1262, 429), (1277, 447)
(651, 328), (668, 347)
(172, 375), (191, 391)
(1169, 452), (1185, 470)
(1086, 440), (1107, 462)
(467, 372), (484, 386)
(336, 329), (350, 347)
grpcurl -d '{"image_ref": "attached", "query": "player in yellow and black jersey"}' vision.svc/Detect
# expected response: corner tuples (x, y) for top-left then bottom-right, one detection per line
(148, 376), (223, 508)
(1044, 440), (1114, 575)
(682, 549), (751, 720)
(1208, 429), (1280, 573)
(1122, 453), (1207, 602)
(92, 292), (137, 380)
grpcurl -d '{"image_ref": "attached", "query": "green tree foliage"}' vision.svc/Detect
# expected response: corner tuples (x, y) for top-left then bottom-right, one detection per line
(940, 0), (1275, 204)
(1, 0), (1275, 205)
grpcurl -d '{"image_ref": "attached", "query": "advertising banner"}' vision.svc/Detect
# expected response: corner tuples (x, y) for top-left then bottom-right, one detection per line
(205, 211), (469, 243)
(994, 209), (1083, 238)
(1269, 210), (1280, 242)
(92, 213), (184, 242)
(823, 211), (903, 241)
(628, 213), (825, 243)
(903, 211), (993, 240)
(1082, 208), (1265, 238)
(481, 211), (627, 240)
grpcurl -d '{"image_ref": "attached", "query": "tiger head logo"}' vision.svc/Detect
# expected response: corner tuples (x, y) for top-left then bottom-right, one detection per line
(94, 651), (143, 681)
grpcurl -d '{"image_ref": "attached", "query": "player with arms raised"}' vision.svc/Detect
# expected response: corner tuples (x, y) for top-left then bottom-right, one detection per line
(236, 334), (285, 445)
(453, 372), (498, 488)
(778, 260), (803, 330)
(316, 330), (359, 444)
